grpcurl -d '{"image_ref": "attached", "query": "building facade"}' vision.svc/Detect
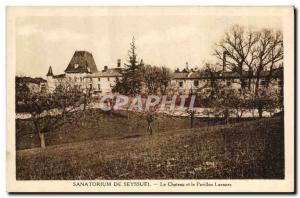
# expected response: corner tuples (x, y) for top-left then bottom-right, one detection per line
(46, 51), (122, 95)
(46, 50), (283, 98)
(171, 66), (283, 96)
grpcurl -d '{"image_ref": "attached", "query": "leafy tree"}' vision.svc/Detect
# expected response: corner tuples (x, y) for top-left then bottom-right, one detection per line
(16, 80), (30, 101)
(21, 83), (90, 148)
(142, 65), (172, 95)
(15, 79), (31, 112)
(249, 88), (280, 118)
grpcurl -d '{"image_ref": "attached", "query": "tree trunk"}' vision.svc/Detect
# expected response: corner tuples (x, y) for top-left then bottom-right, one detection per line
(258, 107), (263, 118)
(39, 132), (46, 148)
(147, 123), (153, 135)
(224, 108), (229, 124)
(190, 113), (194, 128)
(255, 64), (263, 97)
(32, 116), (46, 148)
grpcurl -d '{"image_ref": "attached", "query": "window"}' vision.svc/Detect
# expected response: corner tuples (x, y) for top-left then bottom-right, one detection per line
(89, 84), (92, 89)
(179, 81), (183, 87)
(242, 80), (248, 87)
(107, 77), (110, 81)
(194, 80), (199, 87)
(226, 80), (231, 86)
(74, 63), (79, 69)
(260, 80), (266, 86)
(80, 77), (82, 82)
(74, 77), (77, 82)
(98, 84), (101, 90)
(90, 78), (92, 82)
(98, 77), (100, 81)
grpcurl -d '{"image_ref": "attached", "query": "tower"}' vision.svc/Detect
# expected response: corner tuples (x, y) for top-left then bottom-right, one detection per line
(46, 66), (55, 92)
(46, 66), (53, 77)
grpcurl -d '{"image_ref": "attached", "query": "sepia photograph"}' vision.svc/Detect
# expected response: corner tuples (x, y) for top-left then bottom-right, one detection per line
(6, 6), (294, 192)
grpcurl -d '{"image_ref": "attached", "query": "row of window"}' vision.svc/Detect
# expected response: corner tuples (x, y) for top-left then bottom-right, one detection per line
(67, 76), (118, 83)
(178, 80), (199, 87)
(88, 84), (115, 91)
(88, 77), (118, 82)
(88, 84), (101, 90)
(177, 79), (282, 88)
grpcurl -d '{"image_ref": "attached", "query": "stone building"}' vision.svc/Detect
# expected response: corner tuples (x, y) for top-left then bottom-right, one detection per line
(171, 65), (283, 96)
(46, 51), (122, 95)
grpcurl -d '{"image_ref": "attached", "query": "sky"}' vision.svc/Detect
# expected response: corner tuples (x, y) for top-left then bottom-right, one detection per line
(16, 14), (282, 78)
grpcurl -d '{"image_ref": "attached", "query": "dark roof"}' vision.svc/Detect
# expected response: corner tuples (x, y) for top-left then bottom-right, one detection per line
(189, 70), (220, 79)
(53, 74), (66, 79)
(65, 51), (98, 73)
(182, 68), (190, 73)
(34, 77), (47, 83)
(220, 68), (283, 79)
(16, 76), (47, 84)
(172, 69), (220, 79)
(86, 68), (122, 78)
(220, 71), (247, 78)
(171, 72), (190, 79)
(46, 66), (53, 76)
(172, 68), (283, 80)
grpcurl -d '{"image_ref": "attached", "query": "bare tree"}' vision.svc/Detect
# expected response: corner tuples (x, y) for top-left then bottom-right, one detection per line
(214, 25), (259, 89)
(250, 29), (283, 95)
(214, 25), (283, 118)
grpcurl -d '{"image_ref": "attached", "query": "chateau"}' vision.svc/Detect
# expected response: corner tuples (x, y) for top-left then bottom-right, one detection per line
(46, 51), (122, 95)
(46, 50), (283, 96)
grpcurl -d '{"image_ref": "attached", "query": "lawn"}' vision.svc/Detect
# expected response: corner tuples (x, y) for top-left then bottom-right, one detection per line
(17, 109), (240, 150)
(16, 111), (284, 180)
(16, 110), (198, 150)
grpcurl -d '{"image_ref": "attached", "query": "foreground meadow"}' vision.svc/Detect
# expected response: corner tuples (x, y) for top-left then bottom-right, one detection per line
(16, 111), (284, 180)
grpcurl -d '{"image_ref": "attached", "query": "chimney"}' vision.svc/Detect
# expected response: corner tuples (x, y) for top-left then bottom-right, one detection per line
(140, 59), (144, 66)
(117, 59), (121, 67)
(186, 62), (189, 69)
(103, 66), (108, 71)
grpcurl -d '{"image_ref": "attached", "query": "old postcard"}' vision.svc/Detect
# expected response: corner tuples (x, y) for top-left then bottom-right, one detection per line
(6, 6), (294, 192)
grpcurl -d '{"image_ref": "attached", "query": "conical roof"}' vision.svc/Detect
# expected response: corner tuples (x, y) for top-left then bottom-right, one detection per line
(46, 66), (53, 76)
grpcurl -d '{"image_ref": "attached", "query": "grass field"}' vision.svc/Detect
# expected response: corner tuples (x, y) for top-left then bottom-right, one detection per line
(17, 109), (241, 150)
(16, 110), (284, 180)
